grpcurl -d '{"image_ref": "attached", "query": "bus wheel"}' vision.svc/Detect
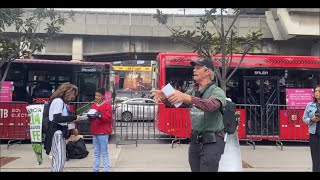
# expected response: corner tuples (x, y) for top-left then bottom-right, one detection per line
(121, 111), (133, 122)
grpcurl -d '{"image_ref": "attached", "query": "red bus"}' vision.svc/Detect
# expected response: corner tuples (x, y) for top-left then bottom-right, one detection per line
(0, 59), (114, 141)
(151, 52), (320, 142)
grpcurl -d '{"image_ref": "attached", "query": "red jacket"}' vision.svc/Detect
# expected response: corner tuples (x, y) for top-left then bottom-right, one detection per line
(89, 101), (112, 135)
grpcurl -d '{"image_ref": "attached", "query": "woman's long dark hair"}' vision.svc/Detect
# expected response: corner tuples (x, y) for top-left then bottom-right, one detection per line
(313, 85), (320, 103)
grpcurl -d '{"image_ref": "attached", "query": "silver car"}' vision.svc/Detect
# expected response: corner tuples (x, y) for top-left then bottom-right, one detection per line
(113, 98), (157, 122)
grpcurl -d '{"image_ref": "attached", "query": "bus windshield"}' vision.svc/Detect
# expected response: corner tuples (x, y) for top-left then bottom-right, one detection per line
(3, 59), (113, 104)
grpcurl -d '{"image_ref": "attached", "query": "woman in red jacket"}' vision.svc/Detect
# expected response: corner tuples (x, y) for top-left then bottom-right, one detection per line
(89, 88), (112, 172)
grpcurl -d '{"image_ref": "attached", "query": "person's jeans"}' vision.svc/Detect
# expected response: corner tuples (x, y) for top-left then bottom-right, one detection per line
(93, 134), (109, 172)
(309, 133), (320, 172)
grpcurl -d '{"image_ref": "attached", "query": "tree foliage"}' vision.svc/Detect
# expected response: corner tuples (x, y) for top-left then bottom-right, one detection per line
(0, 8), (74, 85)
(153, 8), (263, 91)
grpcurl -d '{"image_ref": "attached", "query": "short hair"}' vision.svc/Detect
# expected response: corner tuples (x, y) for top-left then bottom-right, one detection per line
(96, 88), (105, 96)
(209, 69), (215, 80)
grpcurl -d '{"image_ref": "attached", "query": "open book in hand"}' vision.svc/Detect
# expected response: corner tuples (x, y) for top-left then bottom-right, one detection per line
(161, 83), (182, 108)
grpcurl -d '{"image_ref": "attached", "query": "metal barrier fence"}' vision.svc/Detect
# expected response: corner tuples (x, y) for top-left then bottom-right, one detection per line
(70, 102), (94, 138)
(236, 104), (263, 150)
(0, 101), (30, 148)
(113, 103), (188, 148)
(267, 105), (309, 142)
(0, 101), (311, 150)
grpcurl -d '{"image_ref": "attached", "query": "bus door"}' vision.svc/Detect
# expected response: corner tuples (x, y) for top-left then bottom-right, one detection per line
(244, 76), (279, 136)
(76, 72), (100, 103)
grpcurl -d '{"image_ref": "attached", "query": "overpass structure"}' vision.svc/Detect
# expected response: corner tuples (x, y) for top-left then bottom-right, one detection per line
(4, 8), (320, 62)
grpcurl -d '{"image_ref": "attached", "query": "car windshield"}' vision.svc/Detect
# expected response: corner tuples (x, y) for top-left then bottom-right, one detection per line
(122, 98), (155, 104)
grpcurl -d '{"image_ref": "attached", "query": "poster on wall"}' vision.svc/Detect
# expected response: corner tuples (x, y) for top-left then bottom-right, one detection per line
(286, 88), (314, 108)
(123, 71), (151, 91)
(0, 81), (13, 102)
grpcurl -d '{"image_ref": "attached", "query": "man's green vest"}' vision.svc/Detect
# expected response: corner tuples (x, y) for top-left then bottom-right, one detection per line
(186, 83), (226, 133)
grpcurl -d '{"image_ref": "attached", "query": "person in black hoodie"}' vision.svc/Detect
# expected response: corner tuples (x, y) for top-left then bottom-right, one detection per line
(44, 82), (88, 172)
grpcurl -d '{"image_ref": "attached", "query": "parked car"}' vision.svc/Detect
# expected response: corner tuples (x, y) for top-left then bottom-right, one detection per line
(113, 98), (157, 121)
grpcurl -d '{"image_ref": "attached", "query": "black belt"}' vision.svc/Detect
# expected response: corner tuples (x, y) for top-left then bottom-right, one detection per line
(190, 130), (225, 144)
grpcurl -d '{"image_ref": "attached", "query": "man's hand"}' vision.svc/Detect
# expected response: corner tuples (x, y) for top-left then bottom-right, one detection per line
(167, 90), (191, 105)
(151, 90), (166, 103)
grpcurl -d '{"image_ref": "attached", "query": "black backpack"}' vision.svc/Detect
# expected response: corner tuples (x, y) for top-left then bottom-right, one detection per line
(66, 138), (89, 159)
(42, 101), (51, 135)
(220, 100), (239, 134)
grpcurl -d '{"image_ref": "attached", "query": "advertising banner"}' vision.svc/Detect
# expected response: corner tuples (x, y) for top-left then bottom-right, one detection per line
(123, 71), (151, 91)
(26, 104), (44, 165)
(286, 88), (313, 108)
(0, 81), (13, 101)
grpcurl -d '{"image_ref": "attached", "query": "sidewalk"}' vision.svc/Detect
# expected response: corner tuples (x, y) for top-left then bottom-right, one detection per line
(0, 142), (312, 172)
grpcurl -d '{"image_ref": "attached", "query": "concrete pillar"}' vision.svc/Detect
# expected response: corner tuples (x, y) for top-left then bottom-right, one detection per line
(72, 37), (83, 61)
(311, 40), (320, 56)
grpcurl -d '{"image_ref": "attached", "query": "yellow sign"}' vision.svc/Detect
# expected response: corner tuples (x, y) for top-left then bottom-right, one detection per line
(113, 66), (151, 71)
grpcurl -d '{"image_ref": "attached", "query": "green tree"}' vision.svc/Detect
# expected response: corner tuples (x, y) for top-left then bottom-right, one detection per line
(153, 8), (263, 92)
(0, 8), (74, 89)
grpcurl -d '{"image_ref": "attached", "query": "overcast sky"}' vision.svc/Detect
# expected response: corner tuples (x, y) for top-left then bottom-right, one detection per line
(57, 8), (208, 15)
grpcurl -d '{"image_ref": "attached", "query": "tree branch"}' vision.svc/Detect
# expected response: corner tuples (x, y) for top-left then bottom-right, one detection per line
(1, 61), (11, 82)
(220, 9), (225, 38)
(214, 66), (222, 83)
(227, 33), (234, 69)
(226, 44), (253, 82)
(164, 24), (198, 47)
(209, 19), (222, 37)
(225, 11), (241, 37)
(220, 9), (227, 84)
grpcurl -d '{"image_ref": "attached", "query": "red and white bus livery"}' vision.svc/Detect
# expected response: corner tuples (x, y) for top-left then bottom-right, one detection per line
(151, 52), (320, 142)
(0, 59), (114, 140)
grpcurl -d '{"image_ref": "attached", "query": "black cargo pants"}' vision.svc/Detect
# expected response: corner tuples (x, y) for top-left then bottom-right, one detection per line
(188, 132), (226, 172)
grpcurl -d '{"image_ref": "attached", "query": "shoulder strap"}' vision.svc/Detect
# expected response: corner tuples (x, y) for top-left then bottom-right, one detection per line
(198, 82), (224, 115)
(219, 103), (224, 115)
(199, 81), (215, 98)
(211, 86), (224, 115)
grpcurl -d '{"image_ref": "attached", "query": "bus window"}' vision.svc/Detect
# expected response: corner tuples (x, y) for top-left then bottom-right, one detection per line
(165, 67), (193, 93)
(12, 86), (32, 103)
(28, 71), (73, 103)
(5, 59), (113, 104)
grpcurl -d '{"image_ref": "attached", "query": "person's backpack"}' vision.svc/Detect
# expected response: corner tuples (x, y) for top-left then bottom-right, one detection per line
(220, 100), (239, 134)
(42, 101), (51, 135)
(66, 138), (89, 159)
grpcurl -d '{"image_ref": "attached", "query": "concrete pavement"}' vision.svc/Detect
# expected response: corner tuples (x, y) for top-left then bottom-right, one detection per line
(0, 141), (312, 172)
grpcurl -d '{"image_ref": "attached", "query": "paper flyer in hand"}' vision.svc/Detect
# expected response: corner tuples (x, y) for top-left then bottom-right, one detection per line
(161, 83), (182, 108)
(85, 109), (97, 115)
